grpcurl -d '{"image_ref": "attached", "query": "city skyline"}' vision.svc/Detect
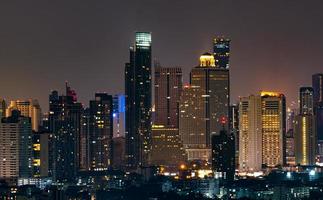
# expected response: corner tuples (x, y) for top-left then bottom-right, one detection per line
(1, 1), (323, 110)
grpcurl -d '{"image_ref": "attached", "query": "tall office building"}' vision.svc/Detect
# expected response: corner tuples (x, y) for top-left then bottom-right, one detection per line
(211, 124), (235, 181)
(49, 83), (83, 182)
(0, 110), (32, 185)
(125, 32), (152, 169)
(32, 130), (50, 177)
(180, 53), (230, 161)
(312, 74), (323, 164)
(179, 85), (209, 160)
(151, 66), (186, 166)
(154, 66), (182, 127)
(239, 92), (286, 172)
(0, 98), (6, 118)
(294, 87), (316, 165)
(88, 93), (113, 170)
(6, 99), (41, 132)
(213, 37), (230, 69)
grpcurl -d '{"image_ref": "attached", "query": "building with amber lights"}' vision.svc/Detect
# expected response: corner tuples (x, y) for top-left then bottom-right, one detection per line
(294, 87), (316, 165)
(151, 66), (186, 166)
(179, 85), (209, 161)
(239, 92), (286, 172)
(180, 53), (230, 161)
(0, 110), (32, 185)
(6, 99), (41, 132)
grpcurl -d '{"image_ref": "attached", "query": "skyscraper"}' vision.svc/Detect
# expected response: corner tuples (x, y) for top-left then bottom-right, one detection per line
(312, 74), (323, 164)
(179, 85), (208, 161)
(294, 87), (316, 165)
(286, 108), (296, 166)
(125, 32), (152, 169)
(154, 66), (182, 127)
(213, 37), (230, 69)
(6, 99), (41, 132)
(239, 92), (286, 172)
(180, 52), (230, 161)
(87, 93), (113, 170)
(0, 110), (32, 185)
(49, 83), (83, 182)
(211, 123), (235, 181)
(151, 66), (186, 166)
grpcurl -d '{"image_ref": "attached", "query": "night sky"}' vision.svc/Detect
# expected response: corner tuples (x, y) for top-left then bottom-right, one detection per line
(1, 0), (323, 111)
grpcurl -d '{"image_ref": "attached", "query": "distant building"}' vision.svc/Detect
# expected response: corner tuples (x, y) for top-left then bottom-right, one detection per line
(113, 95), (125, 138)
(0, 110), (32, 185)
(294, 87), (316, 165)
(112, 136), (126, 169)
(179, 85), (209, 161)
(211, 125), (235, 181)
(151, 66), (186, 166)
(239, 92), (286, 172)
(286, 109), (296, 166)
(49, 83), (83, 183)
(32, 131), (50, 177)
(229, 104), (239, 167)
(312, 74), (323, 164)
(213, 37), (230, 69)
(151, 125), (186, 166)
(125, 32), (152, 169)
(6, 99), (41, 132)
(88, 93), (113, 170)
(180, 52), (230, 161)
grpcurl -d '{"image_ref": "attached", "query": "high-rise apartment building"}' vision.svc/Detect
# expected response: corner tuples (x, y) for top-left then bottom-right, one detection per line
(88, 93), (113, 170)
(49, 83), (83, 182)
(6, 99), (41, 132)
(239, 92), (286, 172)
(125, 32), (152, 169)
(0, 110), (32, 185)
(286, 108), (296, 166)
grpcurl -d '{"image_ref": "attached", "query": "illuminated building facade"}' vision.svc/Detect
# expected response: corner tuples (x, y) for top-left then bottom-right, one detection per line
(125, 32), (152, 168)
(184, 53), (230, 161)
(6, 99), (41, 132)
(150, 125), (186, 166)
(154, 66), (182, 127)
(48, 83), (83, 182)
(179, 85), (210, 160)
(113, 95), (125, 138)
(88, 93), (113, 170)
(151, 66), (186, 166)
(32, 131), (50, 177)
(211, 126), (235, 181)
(213, 37), (230, 69)
(312, 74), (323, 163)
(0, 110), (32, 185)
(239, 92), (286, 172)
(295, 87), (316, 165)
